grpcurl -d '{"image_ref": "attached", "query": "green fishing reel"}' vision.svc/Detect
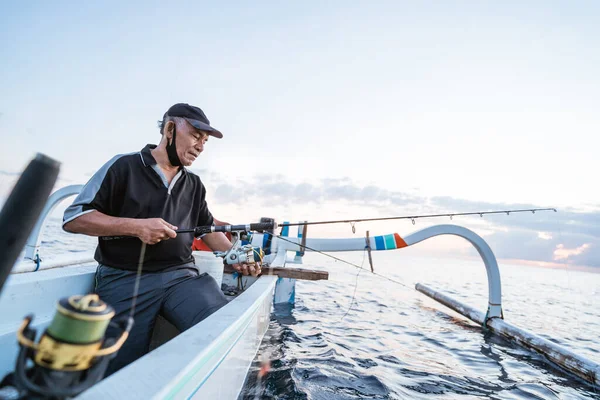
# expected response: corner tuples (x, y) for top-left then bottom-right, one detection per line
(18, 294), (123, 371)
(8, 294), (132, 399)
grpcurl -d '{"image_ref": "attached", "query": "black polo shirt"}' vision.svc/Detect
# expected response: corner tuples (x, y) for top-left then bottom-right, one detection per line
(63, 144), (214, 271)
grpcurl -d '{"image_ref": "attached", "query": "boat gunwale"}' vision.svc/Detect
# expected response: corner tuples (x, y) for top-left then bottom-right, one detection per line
(78, 274), (277, 399)
(160, 275), (276, 399)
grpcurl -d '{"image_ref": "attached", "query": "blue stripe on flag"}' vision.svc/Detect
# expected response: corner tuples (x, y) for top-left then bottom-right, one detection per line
(374, 235), (385, 250)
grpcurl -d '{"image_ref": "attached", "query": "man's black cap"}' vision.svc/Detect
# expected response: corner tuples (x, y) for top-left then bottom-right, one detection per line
(164, 103), (223, 139)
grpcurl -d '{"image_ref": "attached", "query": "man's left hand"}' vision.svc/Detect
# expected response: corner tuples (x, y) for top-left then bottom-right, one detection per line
(233, 262), (262, 277)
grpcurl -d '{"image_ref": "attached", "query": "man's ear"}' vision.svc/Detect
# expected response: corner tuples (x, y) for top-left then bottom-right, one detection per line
(165, 121), (175, 139)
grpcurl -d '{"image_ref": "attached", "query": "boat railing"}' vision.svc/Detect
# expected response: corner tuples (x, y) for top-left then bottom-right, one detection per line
(15, 184), (88, 273)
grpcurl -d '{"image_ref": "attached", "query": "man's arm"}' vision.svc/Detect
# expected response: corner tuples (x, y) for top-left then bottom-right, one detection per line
(64, 210), (177, 245)
(200, 218), (233, 251)
(201, 232), (234, 252)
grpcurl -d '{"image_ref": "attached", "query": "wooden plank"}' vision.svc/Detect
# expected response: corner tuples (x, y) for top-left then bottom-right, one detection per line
(223, 265), (328, 281)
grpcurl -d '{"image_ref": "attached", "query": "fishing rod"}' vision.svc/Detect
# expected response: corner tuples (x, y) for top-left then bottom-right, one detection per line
(173, 207), (557, 237)
(100, 222), (276, 241)
(278, 207), (557, 227)
(176, 222), (277, 235)
(172, 207), (558, 271)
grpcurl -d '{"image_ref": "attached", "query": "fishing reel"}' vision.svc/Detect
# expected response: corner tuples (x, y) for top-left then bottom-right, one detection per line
(191, 221), (272, 267)
(0, 294), (131, 400)
(214, 232), (264, 266)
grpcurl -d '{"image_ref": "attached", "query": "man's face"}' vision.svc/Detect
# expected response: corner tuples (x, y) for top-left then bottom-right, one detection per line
(176, 120), (209, 166)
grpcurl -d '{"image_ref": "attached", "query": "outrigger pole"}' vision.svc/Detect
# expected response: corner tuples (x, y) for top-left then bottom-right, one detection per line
(416, 283), (600, 387)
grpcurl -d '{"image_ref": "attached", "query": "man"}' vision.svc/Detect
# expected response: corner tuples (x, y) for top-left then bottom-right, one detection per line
(62, 103), (260, 375)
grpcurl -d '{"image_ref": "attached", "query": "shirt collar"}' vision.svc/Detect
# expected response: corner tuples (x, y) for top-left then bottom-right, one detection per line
(140, 144), (185, 173)
(140, 144), (157, 167)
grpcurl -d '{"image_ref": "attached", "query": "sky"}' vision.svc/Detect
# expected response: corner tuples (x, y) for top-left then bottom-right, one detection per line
(1, 1), (599, 268)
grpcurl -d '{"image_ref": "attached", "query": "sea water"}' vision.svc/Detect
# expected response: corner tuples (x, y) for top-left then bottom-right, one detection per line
(239, 252), (600, 399)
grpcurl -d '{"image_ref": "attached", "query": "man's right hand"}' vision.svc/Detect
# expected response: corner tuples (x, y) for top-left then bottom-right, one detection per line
(136, 218), (178, 245)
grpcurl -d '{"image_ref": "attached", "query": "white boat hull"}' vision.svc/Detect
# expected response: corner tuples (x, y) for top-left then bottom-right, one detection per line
(80, 274), (276, 399)
(0, 258), (277, 400)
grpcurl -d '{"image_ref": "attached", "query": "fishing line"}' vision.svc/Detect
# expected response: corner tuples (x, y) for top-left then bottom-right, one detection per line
(262, 233), (455, 371)
(127, 199), (173, 329)
(340, 248), (367, 321)
(263, 232), (413, 290)
(129, 242), (146, 320)
(555, 212), (584, 337)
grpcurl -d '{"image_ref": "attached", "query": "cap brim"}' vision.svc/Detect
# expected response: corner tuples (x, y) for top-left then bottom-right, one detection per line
(184, 118), (223, 139)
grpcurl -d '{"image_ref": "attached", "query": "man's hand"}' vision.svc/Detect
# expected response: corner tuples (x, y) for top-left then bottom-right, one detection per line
(136, 218), (178, 245)
(233, 262), (262, 277)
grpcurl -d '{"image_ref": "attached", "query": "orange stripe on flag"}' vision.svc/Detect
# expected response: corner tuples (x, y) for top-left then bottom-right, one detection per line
(394, 233), (408, 248)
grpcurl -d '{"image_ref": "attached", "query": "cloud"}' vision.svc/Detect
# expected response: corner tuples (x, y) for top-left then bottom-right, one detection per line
(199, 172), (600, 268)
(553, 243), (592, 261)
(208, 174), (425, 209)
(537, 232), (552, 240)
(469, 226), (599, 267)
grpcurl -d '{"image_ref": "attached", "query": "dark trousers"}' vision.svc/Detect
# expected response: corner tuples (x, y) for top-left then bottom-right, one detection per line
(94, 263), (228, 376)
